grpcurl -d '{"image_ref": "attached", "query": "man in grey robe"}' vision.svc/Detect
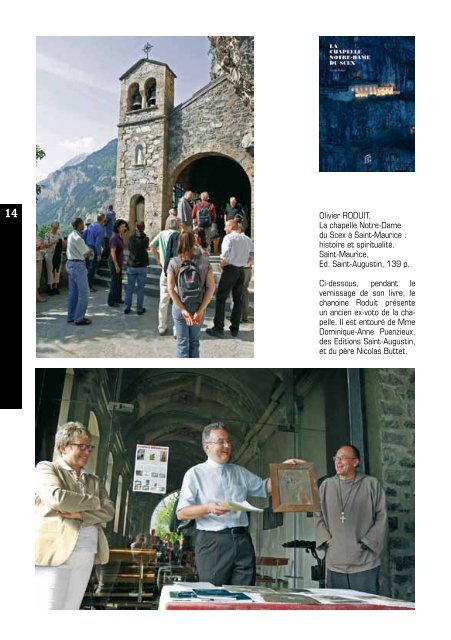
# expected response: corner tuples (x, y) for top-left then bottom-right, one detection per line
(315, 444), (387, 594)
(177, 190), (193, 228)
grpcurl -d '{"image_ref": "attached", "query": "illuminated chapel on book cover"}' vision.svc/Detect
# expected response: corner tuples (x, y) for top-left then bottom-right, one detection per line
(319, 36), (415, 172)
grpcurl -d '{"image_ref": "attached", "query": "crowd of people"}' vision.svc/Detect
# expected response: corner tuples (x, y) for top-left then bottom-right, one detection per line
(36, 194), (254, 356)
(130, 530), (184, 565)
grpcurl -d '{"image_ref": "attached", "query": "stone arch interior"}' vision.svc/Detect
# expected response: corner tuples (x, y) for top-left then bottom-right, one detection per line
(174, 155), (252, 236)
(129, 194), (145, 230)
(145, 78), (157, 107)
(105, 451), (114, 495)
(135, 145), (144, 165)
(85, 411), (100, 474)
(114, 475), (123, 533)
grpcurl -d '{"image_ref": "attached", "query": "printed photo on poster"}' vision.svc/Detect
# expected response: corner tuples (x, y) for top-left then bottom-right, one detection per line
(133, 444), (169, 493)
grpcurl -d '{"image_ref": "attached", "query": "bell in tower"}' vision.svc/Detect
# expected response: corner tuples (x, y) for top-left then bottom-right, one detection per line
(131, 86), (142, 110)
(146, 81), (157, 107)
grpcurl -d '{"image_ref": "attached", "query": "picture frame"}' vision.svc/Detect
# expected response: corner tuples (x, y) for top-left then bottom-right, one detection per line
(270, 463), (320, 512)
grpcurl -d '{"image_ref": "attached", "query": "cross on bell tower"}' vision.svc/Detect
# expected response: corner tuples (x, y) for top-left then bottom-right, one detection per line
(143, 42), (153, 59)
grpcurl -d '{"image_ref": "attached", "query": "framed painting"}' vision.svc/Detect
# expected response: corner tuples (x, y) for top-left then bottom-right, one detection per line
(270, 463), (320, 512)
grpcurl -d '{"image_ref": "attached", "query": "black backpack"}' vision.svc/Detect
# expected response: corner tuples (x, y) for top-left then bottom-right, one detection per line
(177, 260), (203, 305)
(197, 204), (212, 228)
(169, 495), (196, 536)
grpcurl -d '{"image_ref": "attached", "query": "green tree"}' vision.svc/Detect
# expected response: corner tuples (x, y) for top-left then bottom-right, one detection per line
(154, 493), (180, 544)
(37, 223), (52, 239)
(36, 146), (46, 199)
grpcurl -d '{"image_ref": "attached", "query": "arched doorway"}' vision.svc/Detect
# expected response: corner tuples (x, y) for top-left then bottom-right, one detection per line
(172, 154), (252, 236)
(85, 411), (100, 474)
(105, 452), (114, 496)
(113, 475), (123, 534)
(129, 194), (145, 231)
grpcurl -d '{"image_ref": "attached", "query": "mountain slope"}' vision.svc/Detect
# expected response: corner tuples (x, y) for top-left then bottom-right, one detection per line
(36, 139), (117, 229)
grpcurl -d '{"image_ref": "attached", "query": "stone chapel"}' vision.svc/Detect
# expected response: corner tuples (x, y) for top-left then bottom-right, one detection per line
(114, 37), (254, 238)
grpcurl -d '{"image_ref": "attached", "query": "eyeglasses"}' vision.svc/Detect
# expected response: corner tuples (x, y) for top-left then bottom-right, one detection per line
(205, 440), (232, 446)
(333, 455), (356, 461)
(69, 443), (95, 453)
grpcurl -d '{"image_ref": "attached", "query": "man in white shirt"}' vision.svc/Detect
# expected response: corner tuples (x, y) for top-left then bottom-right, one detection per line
(150, 217), (181, 336)
(177, 422), (303, 586)
(206, 219), (253, 338)
(66, 218), (92, 326)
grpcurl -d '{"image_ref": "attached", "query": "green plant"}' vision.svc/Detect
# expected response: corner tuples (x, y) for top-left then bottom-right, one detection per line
(153, 493), (180, 544)
(36, 146), (46, 199)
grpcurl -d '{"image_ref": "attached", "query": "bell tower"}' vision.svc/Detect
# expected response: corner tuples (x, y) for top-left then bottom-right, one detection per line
(115, 50), (176, 236)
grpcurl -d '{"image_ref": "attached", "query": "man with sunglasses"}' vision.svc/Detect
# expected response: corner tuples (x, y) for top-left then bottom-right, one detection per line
(177, 422), (303, 586)
(314, 444), (387, 595)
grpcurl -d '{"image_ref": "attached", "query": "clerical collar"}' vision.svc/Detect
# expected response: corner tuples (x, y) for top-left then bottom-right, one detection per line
(205, 458), (227, 469)
(58, 457), (88, 476)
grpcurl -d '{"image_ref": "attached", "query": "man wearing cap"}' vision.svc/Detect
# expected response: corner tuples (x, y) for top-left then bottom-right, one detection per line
(314, 444), (388, 594)
(177, 422), (304, 586)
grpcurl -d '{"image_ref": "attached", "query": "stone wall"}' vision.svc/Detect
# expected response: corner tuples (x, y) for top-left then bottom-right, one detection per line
(115, 117), (167, 239)
(364, 368), (415, 600)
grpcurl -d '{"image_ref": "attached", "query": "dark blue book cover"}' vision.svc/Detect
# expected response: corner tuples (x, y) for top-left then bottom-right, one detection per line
(319, 36), (415, 172)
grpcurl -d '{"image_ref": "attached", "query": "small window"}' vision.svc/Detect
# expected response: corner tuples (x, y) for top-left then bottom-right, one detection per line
(135, 145), (144, 165)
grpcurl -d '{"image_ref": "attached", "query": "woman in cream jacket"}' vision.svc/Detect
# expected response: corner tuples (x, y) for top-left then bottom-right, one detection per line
(35, 422), (115, 609)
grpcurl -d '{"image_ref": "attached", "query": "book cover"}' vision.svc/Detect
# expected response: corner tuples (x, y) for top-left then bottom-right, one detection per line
(319, 36), (415, 172)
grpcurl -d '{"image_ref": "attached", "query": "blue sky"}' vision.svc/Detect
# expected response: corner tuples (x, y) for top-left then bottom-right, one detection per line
(36, 36), (211, 181)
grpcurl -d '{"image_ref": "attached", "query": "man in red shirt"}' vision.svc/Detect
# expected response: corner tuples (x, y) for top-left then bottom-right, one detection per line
(192, 191), (217, 249)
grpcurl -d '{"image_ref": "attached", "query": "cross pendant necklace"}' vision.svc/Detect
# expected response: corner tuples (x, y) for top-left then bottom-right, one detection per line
(337, 476), (357, 524)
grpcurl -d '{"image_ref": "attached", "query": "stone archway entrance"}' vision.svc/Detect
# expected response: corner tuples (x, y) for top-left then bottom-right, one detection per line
(129, 194), (145, 231)
(172, 154), (252, 236)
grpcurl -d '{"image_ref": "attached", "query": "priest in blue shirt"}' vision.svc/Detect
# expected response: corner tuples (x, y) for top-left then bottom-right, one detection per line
(177, 422), (304, 586)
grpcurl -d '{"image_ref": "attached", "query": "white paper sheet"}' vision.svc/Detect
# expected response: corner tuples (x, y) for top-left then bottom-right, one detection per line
(218, 500), (264, 512)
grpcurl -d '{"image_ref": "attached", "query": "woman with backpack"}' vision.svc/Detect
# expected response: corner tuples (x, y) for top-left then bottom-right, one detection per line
(167, 230), (215, 358)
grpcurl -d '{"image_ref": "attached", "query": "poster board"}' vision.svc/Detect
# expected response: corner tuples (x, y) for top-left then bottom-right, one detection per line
(133, 444), (169, 493)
